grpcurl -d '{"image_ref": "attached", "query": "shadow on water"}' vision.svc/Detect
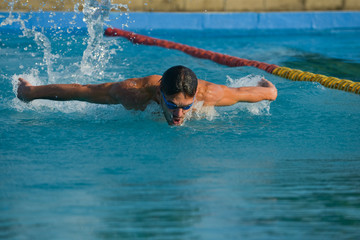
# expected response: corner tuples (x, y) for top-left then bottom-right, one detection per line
(281, 51), (360, 82)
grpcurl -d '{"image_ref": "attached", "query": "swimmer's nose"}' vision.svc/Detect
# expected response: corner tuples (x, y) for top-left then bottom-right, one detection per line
(173, 108), (184, 117)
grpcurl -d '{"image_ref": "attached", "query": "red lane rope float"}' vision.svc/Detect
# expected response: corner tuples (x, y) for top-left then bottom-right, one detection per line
(105, 28), (360, 95)
(104, 28), (279, 73)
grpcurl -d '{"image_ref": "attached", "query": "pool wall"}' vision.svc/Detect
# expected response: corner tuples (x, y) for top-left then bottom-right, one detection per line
(1, 11), (360, 31)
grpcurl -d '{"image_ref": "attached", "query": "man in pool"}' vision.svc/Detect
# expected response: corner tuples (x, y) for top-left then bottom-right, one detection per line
(17, 65), (277, 126)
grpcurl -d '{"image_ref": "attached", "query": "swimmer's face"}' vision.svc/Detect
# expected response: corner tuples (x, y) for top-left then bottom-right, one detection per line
(160, 91), (194, 126)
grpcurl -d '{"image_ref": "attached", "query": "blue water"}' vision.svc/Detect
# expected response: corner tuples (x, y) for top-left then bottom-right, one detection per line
(1, 12), (360, 240)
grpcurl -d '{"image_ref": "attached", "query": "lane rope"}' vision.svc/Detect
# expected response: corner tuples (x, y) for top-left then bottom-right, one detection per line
(105, 28), (360, 95)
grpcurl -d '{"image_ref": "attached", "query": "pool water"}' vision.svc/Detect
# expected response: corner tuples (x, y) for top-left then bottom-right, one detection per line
(1, 10), (360, 240)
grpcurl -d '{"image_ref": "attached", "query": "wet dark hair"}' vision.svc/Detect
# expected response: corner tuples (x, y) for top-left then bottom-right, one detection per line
(160, 65), (198, 96)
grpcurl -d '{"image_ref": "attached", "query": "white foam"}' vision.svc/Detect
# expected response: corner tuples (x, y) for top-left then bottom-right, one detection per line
(188, 101), (219, 121)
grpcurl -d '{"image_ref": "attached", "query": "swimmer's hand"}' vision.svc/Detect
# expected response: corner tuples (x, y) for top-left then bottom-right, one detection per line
(17, 78), (33, 102)
(257, 78), (277, 101)
(257, 78), (274, 88)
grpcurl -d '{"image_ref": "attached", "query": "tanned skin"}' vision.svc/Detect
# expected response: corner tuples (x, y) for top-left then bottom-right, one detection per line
(17, 75), (277, 125)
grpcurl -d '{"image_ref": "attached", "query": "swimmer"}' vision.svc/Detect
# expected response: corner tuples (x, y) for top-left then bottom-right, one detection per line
(17, 65), (277, 126)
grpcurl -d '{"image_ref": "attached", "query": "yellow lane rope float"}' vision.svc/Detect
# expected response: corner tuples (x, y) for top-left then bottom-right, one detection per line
(272, 67), (360, 94)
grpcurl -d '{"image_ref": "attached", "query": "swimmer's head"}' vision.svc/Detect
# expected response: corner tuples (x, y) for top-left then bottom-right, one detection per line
(160, 66), (198, 126)
(160, 65), (198, 97)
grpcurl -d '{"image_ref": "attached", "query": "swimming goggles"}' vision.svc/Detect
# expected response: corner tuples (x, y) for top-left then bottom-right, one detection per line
(161, 91), (195, 110)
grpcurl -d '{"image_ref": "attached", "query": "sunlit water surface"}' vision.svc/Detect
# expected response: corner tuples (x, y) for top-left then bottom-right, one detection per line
(1, 8), (360, 240)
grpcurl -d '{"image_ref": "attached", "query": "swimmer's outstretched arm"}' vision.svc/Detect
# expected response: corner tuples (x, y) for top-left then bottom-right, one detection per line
(201, 78), (278, 106)
(17, 78), (123, 104)
(220, 78), (277, 105)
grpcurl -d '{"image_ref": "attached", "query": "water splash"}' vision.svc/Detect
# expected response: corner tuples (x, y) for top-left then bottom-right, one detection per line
(2, 0), (128, 84)
(79, 0), (130, 80)
(1, 2), (59, 83)
(3, 0), (130, 109)
(189, 101), (219, 121)
(80, 0), (112, 79)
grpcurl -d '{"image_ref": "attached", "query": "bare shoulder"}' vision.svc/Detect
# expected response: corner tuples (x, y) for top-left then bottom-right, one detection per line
(109, 75), (161, 110)
(144, 75), (162, 86)
(116, 75), (161, 89)
(196, 79), (225, 106)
